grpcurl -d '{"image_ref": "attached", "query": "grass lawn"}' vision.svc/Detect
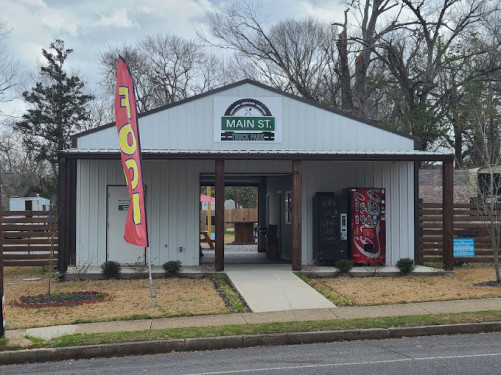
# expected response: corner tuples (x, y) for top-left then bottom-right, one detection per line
(3, 267), (242, 329)
(4, 264), (501, 331)
(301, 265), (501, 306)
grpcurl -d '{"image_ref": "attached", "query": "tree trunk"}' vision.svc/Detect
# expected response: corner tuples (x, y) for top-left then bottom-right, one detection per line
(454, 125), (463, 169)
(336, 29), (353, 112)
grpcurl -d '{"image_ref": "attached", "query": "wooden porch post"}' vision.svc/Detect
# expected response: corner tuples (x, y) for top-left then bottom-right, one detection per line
(215, 159), (225, 271)
(292, 160), (302, 271)
(58, 157), (77, 277)
(442, 158), (454, 271)
(58, 157), (68, 275)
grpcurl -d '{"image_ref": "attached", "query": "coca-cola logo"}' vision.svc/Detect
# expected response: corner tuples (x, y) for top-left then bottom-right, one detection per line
(367, 189), (382, 204)
(353, 191), (365, 202)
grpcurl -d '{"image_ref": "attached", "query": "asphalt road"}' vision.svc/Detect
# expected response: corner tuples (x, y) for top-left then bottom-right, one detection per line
(3, 332), (501, 374)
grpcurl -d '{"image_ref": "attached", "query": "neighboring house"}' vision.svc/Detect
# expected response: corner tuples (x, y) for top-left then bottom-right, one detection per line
(9, 195), (52, 211)
(419, 169), (470, 203)
(58, 79), (453, 274)
(224, 199), (236, 210)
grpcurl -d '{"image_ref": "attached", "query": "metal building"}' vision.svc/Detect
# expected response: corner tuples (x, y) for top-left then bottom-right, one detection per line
(58, 80), (454, 274)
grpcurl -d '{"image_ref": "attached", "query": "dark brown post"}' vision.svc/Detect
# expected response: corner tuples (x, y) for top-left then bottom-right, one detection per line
(215, 159), (225, 271)
(0, 165), (4, 337)
(292, 160), (302, 271)
(58, 157), (67, 275)
(442, 159), (454, 271)
(414, 161), (421, 264)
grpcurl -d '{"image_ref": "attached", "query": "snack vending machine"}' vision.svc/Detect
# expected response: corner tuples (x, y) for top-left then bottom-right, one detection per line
(312, 192), (348, 265)
(348, 188), (386, 264)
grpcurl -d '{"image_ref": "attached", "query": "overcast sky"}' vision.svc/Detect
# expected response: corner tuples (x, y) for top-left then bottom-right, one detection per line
(1, 0), (345, 117)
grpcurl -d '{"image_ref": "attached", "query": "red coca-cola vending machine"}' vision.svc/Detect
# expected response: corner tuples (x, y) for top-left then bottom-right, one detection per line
(347, 188), (386, 264)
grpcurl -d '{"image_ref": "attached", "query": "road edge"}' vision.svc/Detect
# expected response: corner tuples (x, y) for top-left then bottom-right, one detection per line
(2, 322), (501, 365)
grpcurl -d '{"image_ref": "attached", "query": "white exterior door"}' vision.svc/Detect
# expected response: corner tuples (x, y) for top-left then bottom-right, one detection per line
(107, 185), (145, 264)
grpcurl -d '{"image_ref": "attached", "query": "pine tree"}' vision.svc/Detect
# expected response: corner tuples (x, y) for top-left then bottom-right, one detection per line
(15, 39), (94, 183)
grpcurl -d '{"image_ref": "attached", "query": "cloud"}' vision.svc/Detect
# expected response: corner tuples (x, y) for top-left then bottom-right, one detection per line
(18, 0), (46, 8)
(298, 0), (345, 23)
(95, 9), (135, 28)
(40, 9), (79, 35)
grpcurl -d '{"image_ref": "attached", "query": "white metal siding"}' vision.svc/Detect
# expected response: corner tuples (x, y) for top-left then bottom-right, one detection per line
(76, 83), (415, 152)
(76, 158), (413, 267)
(302, 161), (414, 265)
(76, 158), (293, 267)
(77, 159), (212, 266)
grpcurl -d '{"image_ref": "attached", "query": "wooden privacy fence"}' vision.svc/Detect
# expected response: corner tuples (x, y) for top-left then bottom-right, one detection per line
(200, 208), (258, 232)
(420, 202), (498, 264)
(2, 211), (58, 267)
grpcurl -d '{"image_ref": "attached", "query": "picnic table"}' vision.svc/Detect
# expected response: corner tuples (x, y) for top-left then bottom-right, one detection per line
(200, 230), (214, 249)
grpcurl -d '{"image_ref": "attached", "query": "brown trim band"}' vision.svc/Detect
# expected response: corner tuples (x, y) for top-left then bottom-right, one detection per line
(59, 151), (454, 163)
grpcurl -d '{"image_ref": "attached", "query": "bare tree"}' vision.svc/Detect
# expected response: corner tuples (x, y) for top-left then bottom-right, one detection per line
(378, 0), (498, 150)
(99, 34), (236, 113)
(202, 1), (340, 106)
(81, 92), (114, 130)
(440, 10), (501, 167)
(332, 0), (410, 114)
(0, 21), (20, 119)
(463, 91), (501, 282)
(100, 43), (154, 113)
(0, 128), (52, 209)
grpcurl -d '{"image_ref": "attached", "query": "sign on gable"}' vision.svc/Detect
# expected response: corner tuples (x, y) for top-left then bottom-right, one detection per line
(214, 97), (282, 142)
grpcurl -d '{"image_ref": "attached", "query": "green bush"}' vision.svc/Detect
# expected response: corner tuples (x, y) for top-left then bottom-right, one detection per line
(162, 260), (182, 277)
(335, 259), (353, 274)
(396, 258), (415, 275)
(101, 261), (121, 279)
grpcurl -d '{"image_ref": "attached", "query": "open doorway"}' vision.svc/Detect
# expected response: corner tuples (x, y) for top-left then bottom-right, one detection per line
(199, 174), (292, 265)
(199, 184), (260, 264)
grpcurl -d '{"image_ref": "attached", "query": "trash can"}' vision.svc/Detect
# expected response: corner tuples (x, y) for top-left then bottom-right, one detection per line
(266, 224), (279, 260)
(258, 225), (267, 252)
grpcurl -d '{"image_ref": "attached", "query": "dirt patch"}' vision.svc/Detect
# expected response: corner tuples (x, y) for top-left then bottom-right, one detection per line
(3, 267), (228, 329)
(317, 266), (501, 305)
(16, 291), (112, 308)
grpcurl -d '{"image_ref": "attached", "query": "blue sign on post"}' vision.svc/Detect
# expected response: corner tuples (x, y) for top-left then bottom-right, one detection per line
(453, 238), (475, 257)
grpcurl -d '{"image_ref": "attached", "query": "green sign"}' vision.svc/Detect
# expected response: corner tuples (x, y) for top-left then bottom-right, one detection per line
(221, 117), (275, 131)
(118, 199), (129, 211)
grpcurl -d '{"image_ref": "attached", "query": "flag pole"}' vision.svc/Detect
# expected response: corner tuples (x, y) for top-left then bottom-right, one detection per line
(147, 246), (156, 305)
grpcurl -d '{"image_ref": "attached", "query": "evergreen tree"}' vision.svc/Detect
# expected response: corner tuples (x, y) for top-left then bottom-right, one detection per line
(15, 39), (94, 184)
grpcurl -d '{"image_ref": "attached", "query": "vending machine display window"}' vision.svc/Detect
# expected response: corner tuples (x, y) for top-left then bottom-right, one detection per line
(348, 188), (386, 264)
(312, 192), (348, 264)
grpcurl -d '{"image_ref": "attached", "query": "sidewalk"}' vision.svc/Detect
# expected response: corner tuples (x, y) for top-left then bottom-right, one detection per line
(3, 297), (501, 365)
(7, 296), (501, 342)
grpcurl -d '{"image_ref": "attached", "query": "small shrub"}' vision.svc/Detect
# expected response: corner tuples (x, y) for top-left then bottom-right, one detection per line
(101, 261), (121, 279)
(131, 256), (147, 274)
(335, 259), (353, 274)
(162, 260), (182, 277)
(396, 258), (415, 275)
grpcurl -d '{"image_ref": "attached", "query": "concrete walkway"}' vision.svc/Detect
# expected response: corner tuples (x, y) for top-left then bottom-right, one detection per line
(8, 297), (501, 343)
(225, 264), (335, 312)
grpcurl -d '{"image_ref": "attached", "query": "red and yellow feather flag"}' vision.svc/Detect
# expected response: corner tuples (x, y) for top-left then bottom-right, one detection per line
(114, 57), (149, 247)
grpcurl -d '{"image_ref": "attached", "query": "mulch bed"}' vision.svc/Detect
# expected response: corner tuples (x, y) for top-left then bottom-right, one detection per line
(475, 281), (501, 287)
(15, 291), (112, 308)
